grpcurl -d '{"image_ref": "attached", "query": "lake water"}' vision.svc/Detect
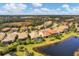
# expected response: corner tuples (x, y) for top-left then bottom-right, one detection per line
(34, 36), (79, 56)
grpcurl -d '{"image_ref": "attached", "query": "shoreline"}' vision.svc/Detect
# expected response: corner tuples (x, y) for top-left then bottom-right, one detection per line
(26, 32), (79, 56)
(32, 36), (73, 55)
(33, 36), (79, 56)
(33, 34), (76, 49)
(30, 32), (79, 55)
(16, 32), (78, 56)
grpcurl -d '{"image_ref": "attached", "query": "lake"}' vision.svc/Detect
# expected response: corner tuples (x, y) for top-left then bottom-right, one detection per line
(34, 36), (79, 56)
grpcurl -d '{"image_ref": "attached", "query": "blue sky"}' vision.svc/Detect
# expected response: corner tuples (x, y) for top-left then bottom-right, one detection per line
(0, 3), (79, 15)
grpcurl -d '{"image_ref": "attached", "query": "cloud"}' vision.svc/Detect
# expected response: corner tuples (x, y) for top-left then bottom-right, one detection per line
(0, 3), (79, 15)
(28, 8), (65, 15)
(62, 4), (79, 15)
(62, 4), (71, 12)
(72, 7), (79, 12)
(41, 8), (50, 11)
(25, 4), (79, 15)
(32, 3), (42, 7)
(62, 4), (70, 8)
(0, 3), (27, 15)
(28, 5), (79, 15)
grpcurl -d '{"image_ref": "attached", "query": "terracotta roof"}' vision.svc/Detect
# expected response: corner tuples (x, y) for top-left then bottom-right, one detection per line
(62, 22), (68, 25)
(17, 32), (28, 40)
(39, 25), (68, 37)
(56, 25), (68, 33)
(2, 32), (17, 42)
(29, 31), (39, 39)
(39, 28), (53, 37)
(28, 24), (68, 39)
(1, 28), (11, 32)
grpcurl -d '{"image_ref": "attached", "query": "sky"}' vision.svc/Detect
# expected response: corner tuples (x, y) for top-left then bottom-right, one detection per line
(0, 3), (79, 15)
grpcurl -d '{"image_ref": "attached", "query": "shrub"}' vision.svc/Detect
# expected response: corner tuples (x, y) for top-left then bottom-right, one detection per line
(16, 45), (34, 56)
(0, 47), (8, 55)
(31, 37), (44, 44)
(26, 39), (31, 44)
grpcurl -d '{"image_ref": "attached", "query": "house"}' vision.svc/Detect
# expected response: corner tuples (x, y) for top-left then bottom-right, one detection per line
(61, 22), (68, 26)
(44, 21), (53, 27)
(51, 25), (69, 34)
(0, 32), (6, 41)
(51, 23), (58, 28)
(1, 32), (18, 43)
(74, 49), (79, 56)
(17, 32), (28, 40)
(29, 31), (39, 39)
(66, 19), (74, 22)
(39, 28), (53, 37)
(35, 25), (44, 29)
(68, 22), (73, 27)
(39, 24), (69, 38)
(51, 28), (58, 34)
(1, 27), (11, 32)
(39, 28), (58, 38)
(76, 27), (79, 33)
(55, 18), (60, 20)
(57, 25), (68, 33)
(20, 27), (28, 32)
(75, 23), (78, 28)
(10, 28), (19, 32)
(29, 28), (53, 40)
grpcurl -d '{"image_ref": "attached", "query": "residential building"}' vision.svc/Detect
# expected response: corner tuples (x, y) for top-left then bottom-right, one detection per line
(17, 32), (28, 40)
(0, 32), (6, 41)
(2, 32), (18, 43)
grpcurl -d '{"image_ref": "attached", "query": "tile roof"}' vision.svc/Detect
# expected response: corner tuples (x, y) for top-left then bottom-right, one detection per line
(2, 32), (17, 42)
(1, 28), (11, 32)
(17, 32), (28, 40)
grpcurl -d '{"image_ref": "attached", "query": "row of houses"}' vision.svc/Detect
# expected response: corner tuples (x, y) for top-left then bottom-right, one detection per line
(1, 32), (17, 43)
(0, 24), (69, 43)
(35, 21), (53, 29)
(29, 24), (69, 39)
(0, 20), (74, 43)
(75, 23), (79, 32)
(0, 32), (28, 43)
(1, 26), (28, 32)
(1, 20), (53, 32)
(61, 21), (79, 33)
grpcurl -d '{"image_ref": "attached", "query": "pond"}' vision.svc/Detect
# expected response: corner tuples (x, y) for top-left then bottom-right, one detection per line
(34, 36), (79, 56)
